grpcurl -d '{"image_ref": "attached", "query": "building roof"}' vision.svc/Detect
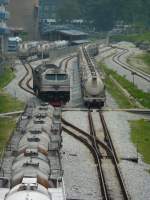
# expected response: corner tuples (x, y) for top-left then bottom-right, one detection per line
(8, 37), (22, 42)
(71, 39), (89, 45)
(58, 29), (88, 36)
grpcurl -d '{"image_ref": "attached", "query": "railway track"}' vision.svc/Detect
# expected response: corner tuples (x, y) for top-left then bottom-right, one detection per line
(99, 46), (113, 55)
(59, 56), (70, 68)
(88, 111), (109, 199)
(19, 59), (35, 95)
(112, 47), (150, 82)
(59, 54), (77, 72)
(62, 110), (130, 200)
(97, 44), (150, 82)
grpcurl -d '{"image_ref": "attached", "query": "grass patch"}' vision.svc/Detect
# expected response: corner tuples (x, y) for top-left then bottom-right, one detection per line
(111, 32), (150, 43)
(127, 53), (150, 75)
(0, 92), (24, 113)
(99, 62), (150, 108)
(0, 117), (16, 153)
(104, 75), (134, 108)
(130, 119), (150, 164)
(0, 64), (25, 113)
(137, 53), (150, 71)
(0, 66), (15, 89)
(139, 53), (150, 66)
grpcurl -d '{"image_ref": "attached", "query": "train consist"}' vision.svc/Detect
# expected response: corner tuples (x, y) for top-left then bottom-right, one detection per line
(0, 102), (66, 200)
(18, 41), (38, 59)
(18, 40), (69, 59)
(79, 44), (106, 107)
(87, 43), (99, 57)
(32, 61), (70, 106)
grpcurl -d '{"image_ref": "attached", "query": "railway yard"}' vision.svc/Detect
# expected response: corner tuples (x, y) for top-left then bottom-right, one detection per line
(0, 41), (150, 200)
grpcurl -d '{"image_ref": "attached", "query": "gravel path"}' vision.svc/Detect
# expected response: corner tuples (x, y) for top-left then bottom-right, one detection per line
(62, 111), (101, 199)
(62, 132), (101, 200)
(5, 59), (33, 102)
(105, 91), (119, 109)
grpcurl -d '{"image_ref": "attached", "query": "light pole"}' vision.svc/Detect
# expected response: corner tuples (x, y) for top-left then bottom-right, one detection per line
(131, 71), (136, 85)
(42, 46), (43, 60)
(106, 32), (111, 46)
(136, 142), (138, 163)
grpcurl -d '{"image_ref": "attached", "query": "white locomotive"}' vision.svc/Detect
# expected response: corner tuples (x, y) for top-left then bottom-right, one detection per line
(33, 62), (70, 106)
(79, 44), (106, 107)
(0, 103), (66, 200)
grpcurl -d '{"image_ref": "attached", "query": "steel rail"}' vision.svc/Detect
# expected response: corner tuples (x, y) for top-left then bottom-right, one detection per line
(112, 47), (150, 82)
(62, 117), (114, 155)
(62, 125), (109, 200)
(59, 55), (74, 68)
(99, 111), (130, 200)
(19, 59), (35, 95)
(88, 111), (109, 199)
(62, 112), (130, 200)
(99, 112), (119, 163)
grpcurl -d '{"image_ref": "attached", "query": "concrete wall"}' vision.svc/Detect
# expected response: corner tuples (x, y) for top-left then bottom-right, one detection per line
(7, 0), (38, 40)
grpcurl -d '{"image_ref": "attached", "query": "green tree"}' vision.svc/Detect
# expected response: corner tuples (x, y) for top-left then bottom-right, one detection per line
(56, 0), (150, 30)
(57, 0), (81, 21)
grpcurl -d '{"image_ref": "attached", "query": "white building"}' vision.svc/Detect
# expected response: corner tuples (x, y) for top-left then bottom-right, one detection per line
(0, 0), (9, 54)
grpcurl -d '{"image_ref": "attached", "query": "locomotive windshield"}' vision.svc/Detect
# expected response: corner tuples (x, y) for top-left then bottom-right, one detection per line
(45, 74), (67, 81)
(57, 74), (67, 80)
(45, 74), (55, 80)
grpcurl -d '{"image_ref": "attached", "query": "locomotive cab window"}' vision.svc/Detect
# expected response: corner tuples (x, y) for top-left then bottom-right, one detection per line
(45, 74), (56, 80)
(57, 74), (67, 80)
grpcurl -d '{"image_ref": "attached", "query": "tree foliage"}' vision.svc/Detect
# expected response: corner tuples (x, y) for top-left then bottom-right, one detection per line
(57, 0), (81, 21)
(56, 0), (150, 30)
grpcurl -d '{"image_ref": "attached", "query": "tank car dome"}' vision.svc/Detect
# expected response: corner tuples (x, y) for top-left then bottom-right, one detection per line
(12, 167), (49, 182)
(12, 156), (50, 173)
(5, 190), (51, 200)
(18, 131), (50, 154)
(16, 150), (48, 162)
(6, 180), (51, 200)
(26, 119), (52, 134)
(85, 77), (104, 96)
(36, 105), (54, 116)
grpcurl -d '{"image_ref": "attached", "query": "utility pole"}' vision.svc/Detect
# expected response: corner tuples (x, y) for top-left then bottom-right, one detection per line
(131, 71), (136, 85)
(106, 32), (111, 46)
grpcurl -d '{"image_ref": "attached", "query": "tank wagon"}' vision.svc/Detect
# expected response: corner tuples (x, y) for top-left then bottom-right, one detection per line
(79, 45), (106, 107)
(33, 61), (70, 106)
(87, 43), (99, 57)
(54, 40), (69, 49)
(18, 43), (29, 58)
(18, 40), (69, 59)
(37, 41), (69, 58)
(0, 103), (66, 200)
(37, 43), (51, 58)
(18, 41), (39, 59)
